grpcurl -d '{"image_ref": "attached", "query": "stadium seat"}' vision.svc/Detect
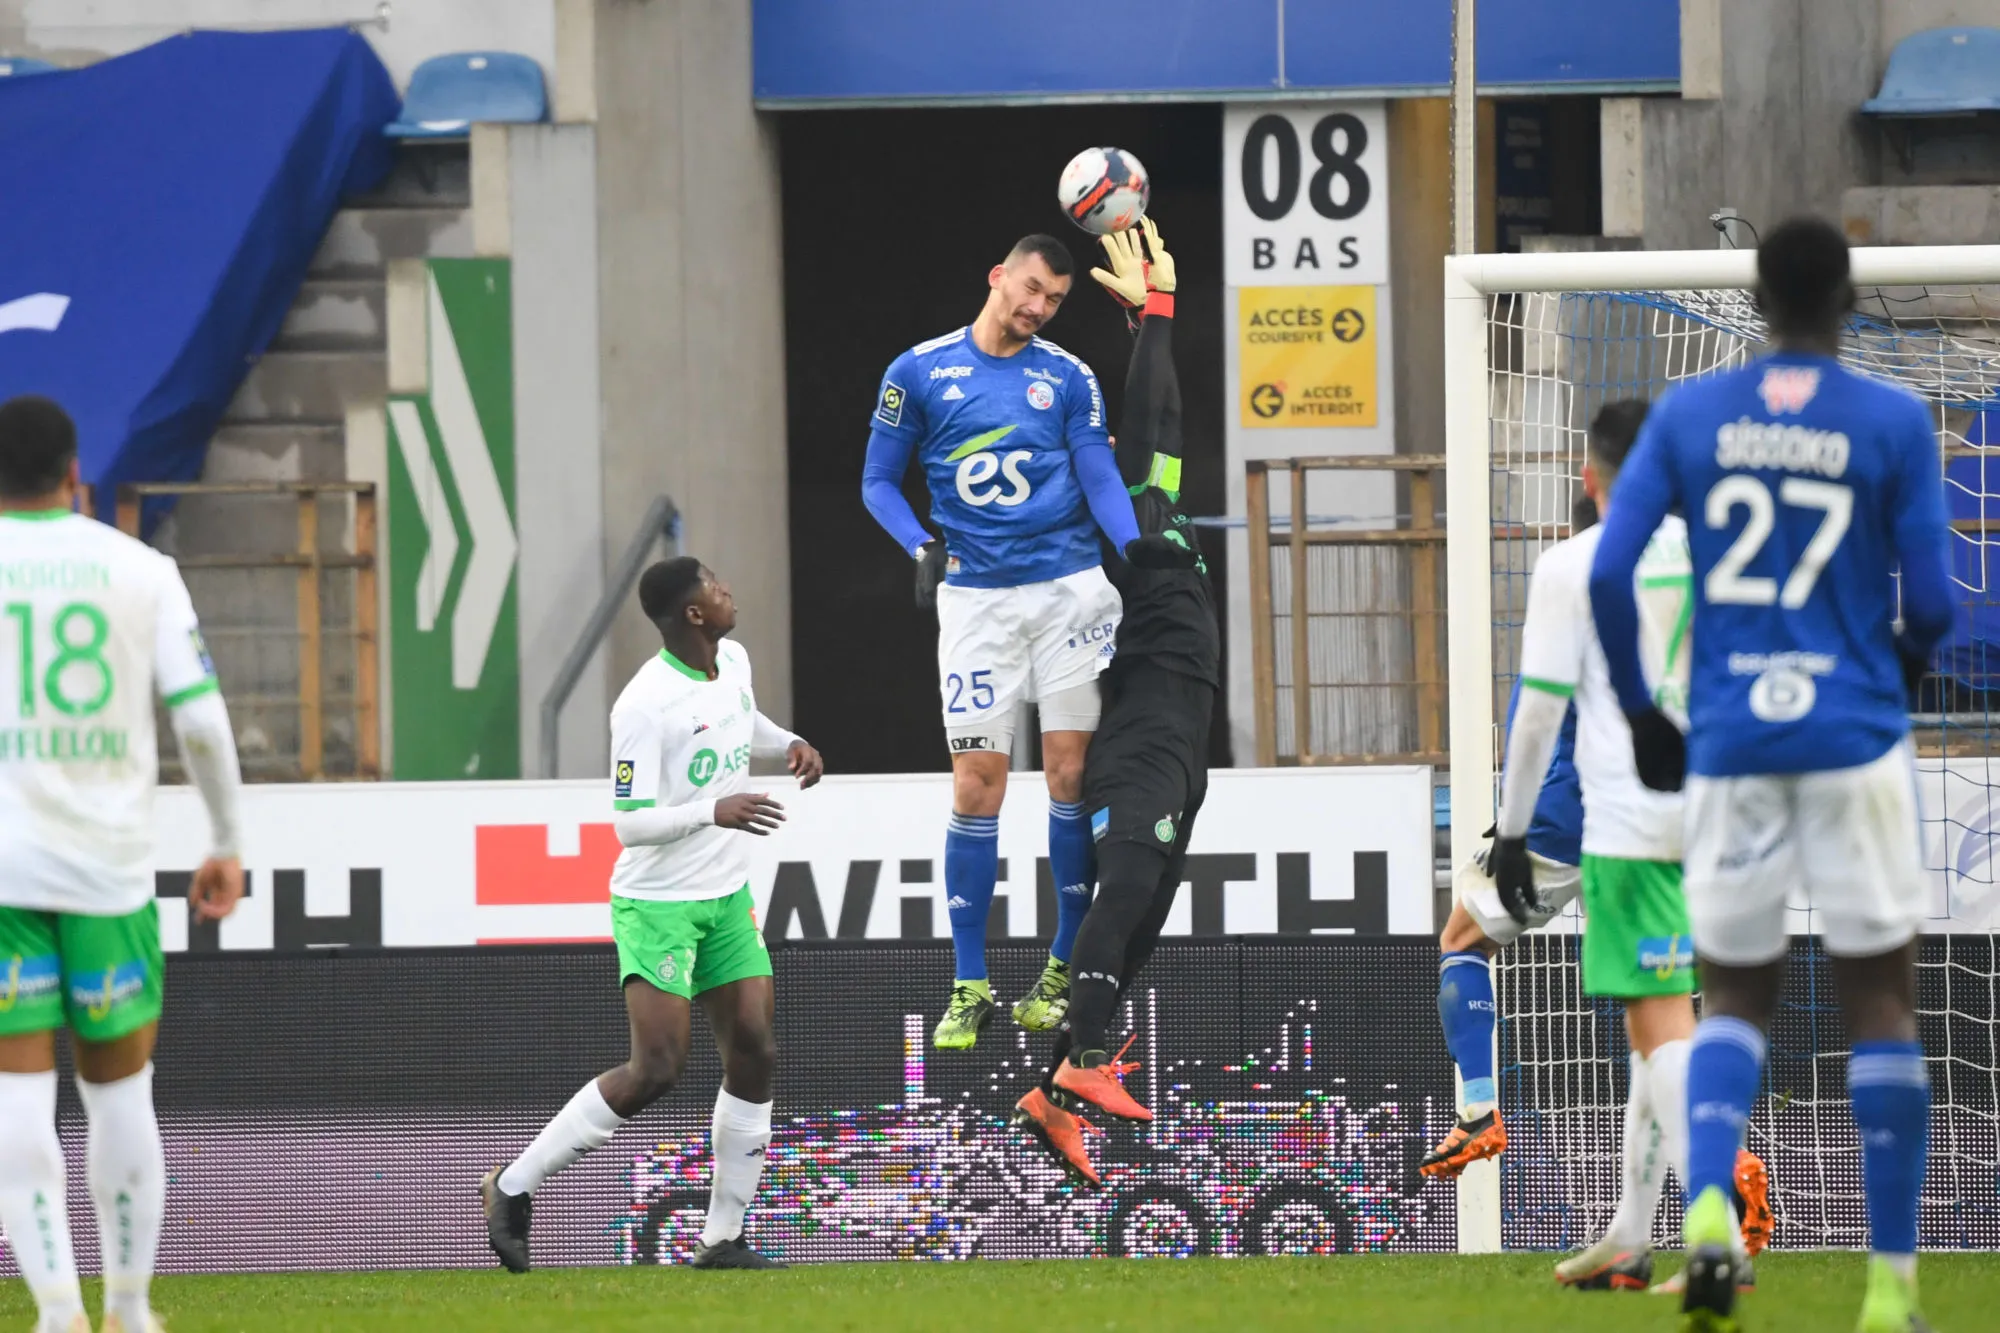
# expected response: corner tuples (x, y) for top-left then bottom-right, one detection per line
(1862, 27), (2000, 116)
(0, 56), (61, 78)
(384, 51), (546, 138)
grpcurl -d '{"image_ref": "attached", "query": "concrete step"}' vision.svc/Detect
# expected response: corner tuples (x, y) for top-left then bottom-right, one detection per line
(204, 423), (349, 483)
(225, 351), (384, 424)
(310, 206), (472, 278)
(346, 141), (470, 209)
(1844, 185), (2000, 248)
(274, 278), (386, 352)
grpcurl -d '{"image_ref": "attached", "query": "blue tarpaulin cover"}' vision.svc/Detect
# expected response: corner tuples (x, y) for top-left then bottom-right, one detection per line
(0, 29), (397, 514)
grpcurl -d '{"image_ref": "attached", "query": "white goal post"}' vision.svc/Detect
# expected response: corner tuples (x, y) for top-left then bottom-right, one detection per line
(1442, 244), (2000, 1255)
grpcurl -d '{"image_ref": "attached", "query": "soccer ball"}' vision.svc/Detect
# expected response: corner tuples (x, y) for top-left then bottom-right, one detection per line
(1057, 146), (1150, 235)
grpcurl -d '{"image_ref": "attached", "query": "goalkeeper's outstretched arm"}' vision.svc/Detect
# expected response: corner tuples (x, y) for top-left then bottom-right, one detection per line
(1106, 217), (1184, 491)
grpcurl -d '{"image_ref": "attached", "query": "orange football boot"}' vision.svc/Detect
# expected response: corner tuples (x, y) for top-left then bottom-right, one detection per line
(1734, 1148), (1773, 1256)
(1052, 1035), (1152, 1122)
(1012, 1087), (1103, 1185)
(1418, 1109), (1507, 1179)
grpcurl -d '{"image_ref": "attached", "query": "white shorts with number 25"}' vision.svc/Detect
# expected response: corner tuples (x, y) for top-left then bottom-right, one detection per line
(935, 566), (1122, 756)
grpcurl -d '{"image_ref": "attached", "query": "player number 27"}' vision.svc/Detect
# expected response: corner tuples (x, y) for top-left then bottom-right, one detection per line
(1703, 475), (1853, 609)
(945, 670), (995, 714)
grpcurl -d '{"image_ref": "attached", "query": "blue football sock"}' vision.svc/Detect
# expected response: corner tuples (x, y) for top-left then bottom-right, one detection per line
(944, 813), (1000, 982)
(1686, 1015), (1767, 1204)
(1047, 799), (1095, 964)
(1438, 951), (1496, 1109)
(1849, 1039), (1929, 1257)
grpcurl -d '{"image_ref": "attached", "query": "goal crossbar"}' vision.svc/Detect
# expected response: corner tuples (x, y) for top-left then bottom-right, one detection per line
(1443, 243), (2000, 879)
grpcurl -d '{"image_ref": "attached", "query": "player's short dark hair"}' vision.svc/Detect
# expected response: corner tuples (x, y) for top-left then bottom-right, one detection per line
(1572, 492), (1600, 534)
(0, 395), (77, 499)
(638, 557), (706, 627)
(1588, 398), (1651, 475)
(1007, 234), (1075, 279)
(1757, 216), (1852, 335)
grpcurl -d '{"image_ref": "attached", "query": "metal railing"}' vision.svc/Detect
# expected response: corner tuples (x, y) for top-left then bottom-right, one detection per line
(119, 481), (380, 782)
(1245, 455), (1447, 767)
(539, 494), (682, 778)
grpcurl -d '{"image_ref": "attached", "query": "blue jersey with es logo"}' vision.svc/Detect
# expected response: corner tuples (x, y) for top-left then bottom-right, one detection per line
(872, 327), (1110, 588)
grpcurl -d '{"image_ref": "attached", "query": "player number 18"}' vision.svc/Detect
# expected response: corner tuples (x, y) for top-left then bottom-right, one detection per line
(1703, 475), (1854, 609)
(4, 600), (116, 718)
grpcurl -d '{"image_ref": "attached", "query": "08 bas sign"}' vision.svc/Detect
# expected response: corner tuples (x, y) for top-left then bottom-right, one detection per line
(1223, 103), (1387, 289)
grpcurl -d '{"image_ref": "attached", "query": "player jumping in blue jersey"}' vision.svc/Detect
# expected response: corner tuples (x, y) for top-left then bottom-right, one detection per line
(1591, 218), (1955, 1333)
(862, 234), (1195, 1050)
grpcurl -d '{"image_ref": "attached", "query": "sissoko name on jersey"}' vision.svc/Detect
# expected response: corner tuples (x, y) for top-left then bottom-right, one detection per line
(1591, 353), (1954, 777)
(870, 328), (1111, 589)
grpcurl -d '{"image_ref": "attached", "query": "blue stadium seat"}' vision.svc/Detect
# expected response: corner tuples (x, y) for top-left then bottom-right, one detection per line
(384, 51), (546, 139)
(0, 56), (61, 78)
(1863, 27), (2000, 116)
(1433, 785), (1451, 831)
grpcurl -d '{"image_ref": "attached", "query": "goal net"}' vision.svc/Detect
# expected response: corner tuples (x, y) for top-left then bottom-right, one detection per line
(1443, 245), (2000, 1253)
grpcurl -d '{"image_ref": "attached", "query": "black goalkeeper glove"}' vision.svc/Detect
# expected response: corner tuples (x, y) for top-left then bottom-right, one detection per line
(1625, 707), (1687, 793)
(1123, 534), (1199, 570)
(914, 542), (947, 610)
(1488, 835), (1541, 927)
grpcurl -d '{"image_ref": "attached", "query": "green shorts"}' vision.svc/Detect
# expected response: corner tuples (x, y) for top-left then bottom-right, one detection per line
(1580, 854), (1696, 999)
(0, 901), (163, 1042)
(612, 886), (772, 999)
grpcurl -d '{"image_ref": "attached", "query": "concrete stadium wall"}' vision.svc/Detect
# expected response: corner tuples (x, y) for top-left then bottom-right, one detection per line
(0, 0), (557, 91)
(1605, 0), (1881, 250)
(587, 0), (793, 727)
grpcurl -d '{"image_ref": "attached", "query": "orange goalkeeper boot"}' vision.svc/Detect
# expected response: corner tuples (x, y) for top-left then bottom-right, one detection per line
(1012, 1087), (1103, 1185)
(1052, 1035), (1152, 1122)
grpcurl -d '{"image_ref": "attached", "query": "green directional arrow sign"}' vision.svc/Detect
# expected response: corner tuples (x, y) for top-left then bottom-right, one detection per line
(385, 260), (520, 779)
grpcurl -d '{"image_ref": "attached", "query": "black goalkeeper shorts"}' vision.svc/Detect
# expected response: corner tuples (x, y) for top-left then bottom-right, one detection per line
(1083, 659), (1214, 851)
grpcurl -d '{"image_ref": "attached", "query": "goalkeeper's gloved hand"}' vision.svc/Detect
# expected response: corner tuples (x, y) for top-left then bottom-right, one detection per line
(1089, 228), (1150, 309)
(1625, 706), (1686, 793)
(1138, 216), (1176, 293)
(1894, 630), (1932, 711)
(914, 541), (947, 610)
(1488, 835), (1542, 927)
(1122, 534), (1199, 570)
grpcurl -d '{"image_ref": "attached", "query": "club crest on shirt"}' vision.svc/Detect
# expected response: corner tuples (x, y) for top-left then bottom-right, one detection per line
(1757, 365), (1820, 415)
(1026, 380), (1055, 411)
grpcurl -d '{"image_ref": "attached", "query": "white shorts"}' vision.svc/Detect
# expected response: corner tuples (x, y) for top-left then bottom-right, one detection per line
(1683, 738), (1926, 966)
(935, 566), (1122, 754)
(1455, 850), (1582, 947)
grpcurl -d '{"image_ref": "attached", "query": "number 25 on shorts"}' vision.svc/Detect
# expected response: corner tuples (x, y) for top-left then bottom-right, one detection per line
(945, 670), (995, 714)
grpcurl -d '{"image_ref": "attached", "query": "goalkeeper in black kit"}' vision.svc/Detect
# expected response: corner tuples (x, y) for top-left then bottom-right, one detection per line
(1011, 216), (1219, 1182)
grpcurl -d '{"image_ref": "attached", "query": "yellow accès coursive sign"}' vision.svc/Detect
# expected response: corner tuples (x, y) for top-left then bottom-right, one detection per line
(1238, 285), (1376, 428)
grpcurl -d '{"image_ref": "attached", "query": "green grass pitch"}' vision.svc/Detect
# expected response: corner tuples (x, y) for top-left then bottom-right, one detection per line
(8, 1254), (2000, 1331)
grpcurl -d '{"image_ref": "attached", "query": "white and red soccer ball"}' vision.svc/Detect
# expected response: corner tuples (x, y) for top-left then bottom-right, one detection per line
(1057, 146), (1150, 236)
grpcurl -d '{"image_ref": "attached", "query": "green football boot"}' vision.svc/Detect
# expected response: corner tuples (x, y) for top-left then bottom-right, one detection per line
(933, 979), (995, 1050)
(1012, 955), (1071, 1031)
(1856, 1257), (1933, 1333)
(1680, 1184), (1744, 1333)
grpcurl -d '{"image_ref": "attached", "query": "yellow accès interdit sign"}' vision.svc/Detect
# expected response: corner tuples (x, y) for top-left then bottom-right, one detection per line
(1238, 285), (1377, 428)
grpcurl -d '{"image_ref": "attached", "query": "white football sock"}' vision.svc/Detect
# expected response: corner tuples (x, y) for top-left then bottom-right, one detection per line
(1647, 1035), (1693, 1216)
(1605, 1051), (1663, 1248)
(0, 1071), (85, 1328)
(701, 1088), (773, 1247)
(497, 1078), (625, 1197)
(77, 1065), (165, 1327)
